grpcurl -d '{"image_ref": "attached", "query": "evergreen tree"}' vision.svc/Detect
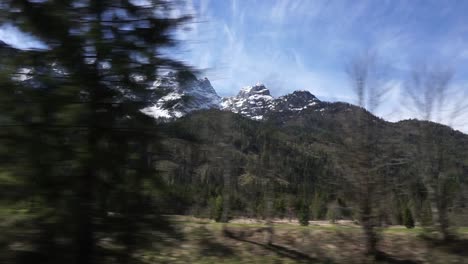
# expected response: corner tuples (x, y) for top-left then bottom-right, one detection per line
(311, 191), (325, 220)
(213, 195), (224, 222)
(403, 206), (415, 229)
(0, 1), (190, 263)
(298, 200), (310, 226)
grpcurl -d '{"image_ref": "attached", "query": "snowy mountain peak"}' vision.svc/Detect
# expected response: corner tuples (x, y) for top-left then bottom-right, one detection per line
(273, 90), (320, 113)
(221, 84), (322, 120)
(142, 71), (221, 119)
(143, 75), (322, 122)
(278, 90), (319, 105)
(290, 90), (317, 99)
(238, 83), (271, 98)
(221, 83), (274, 120)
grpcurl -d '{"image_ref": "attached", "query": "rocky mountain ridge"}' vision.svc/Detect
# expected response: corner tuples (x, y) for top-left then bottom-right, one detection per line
(144, 72), (323, 121)
(142, 71), (221, 119)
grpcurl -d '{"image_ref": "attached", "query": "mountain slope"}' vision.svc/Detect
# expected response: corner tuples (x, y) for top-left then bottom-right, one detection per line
(157, 107), (468, 221)
(142, 71), (221, 119)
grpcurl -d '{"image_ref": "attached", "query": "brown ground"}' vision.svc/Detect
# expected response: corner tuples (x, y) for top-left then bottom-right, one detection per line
(139, 216), (468, 264)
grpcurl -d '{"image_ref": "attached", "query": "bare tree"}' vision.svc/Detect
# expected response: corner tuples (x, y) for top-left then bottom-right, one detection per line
(404, 62), (466, 240)
(344, 50), (392, 255)
(345, 51), (391, 113)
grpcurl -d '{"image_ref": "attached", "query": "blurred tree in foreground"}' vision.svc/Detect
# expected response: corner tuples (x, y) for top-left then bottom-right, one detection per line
(344, 50), (393, 256)
(404, 63), (467, 240)
(0, 1), (190, 263)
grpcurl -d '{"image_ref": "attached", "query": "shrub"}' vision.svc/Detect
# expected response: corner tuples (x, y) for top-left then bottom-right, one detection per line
(213, 195), (223, 222)
(403, 206), (415, 229)
(298, 202), (310, 226)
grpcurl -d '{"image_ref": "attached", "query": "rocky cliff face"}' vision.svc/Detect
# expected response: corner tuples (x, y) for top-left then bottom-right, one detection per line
(221, 84), (322, 120)
(142, 71), (221, 119)
(220, 83), (274, 120)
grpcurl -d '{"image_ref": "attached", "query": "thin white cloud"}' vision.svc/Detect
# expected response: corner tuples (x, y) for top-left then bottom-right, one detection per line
(182, 0), (468, 132)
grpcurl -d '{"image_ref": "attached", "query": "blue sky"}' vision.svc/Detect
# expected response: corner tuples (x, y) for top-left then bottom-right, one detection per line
(179, 0), (468, 130)
(181, 0), (468, 95)
(1, 0), (468, 131)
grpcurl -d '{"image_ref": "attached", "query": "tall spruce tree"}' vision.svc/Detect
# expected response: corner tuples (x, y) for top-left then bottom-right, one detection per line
(0, 1), (190, 263)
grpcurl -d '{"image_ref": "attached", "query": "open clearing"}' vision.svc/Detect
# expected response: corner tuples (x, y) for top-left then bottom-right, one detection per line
(139, 216), (468, 264)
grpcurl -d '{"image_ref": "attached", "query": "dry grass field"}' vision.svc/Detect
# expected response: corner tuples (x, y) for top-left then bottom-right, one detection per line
(138, 216), (468, 264)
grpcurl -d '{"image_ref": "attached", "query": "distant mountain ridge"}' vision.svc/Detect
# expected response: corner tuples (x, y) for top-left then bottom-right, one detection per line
(143, 72), (324, 121)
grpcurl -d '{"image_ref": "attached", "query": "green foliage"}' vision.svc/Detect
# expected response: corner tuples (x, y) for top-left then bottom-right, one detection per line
(213, 195), (224, 222)
(403, 206), (415, 229)
(299, 201), (310, 226)
(311, 191), (327, 220)
(151, 106), (468, 230)
(274, 197), (287, 218)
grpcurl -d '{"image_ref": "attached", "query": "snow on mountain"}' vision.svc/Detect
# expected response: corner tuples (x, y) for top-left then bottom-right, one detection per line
(142, 71), (221, 119)
(274, 90), (320, 112)
(221, 84), (321, 120)
(221, 83), (274, 120)
(143, 73), (321, 121)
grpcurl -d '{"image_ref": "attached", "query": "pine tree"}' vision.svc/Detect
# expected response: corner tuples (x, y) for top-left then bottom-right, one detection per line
(0, 1), (190, 263)
(403, 206), (415, 229)
(213, 195), (224, 222)
(298, 200), (310, 226)
(311, 191), (325, 220)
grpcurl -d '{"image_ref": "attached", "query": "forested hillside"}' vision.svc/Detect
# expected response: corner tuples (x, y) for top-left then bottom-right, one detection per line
(157, 107), (468, 227)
